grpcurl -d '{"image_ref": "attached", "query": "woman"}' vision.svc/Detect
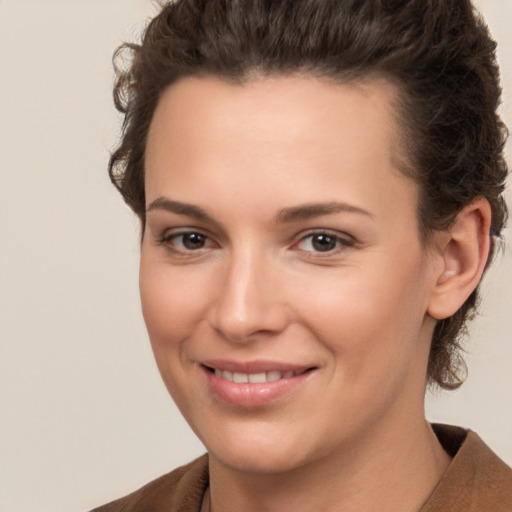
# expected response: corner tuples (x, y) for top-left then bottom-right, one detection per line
(92, 0), (512, 510)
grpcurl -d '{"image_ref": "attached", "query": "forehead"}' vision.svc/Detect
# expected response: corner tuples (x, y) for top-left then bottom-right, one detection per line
(144, 74), (417, 224)
(146, 74), (403, 158)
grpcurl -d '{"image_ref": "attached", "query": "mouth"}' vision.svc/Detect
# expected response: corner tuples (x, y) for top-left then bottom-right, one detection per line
(200, 360), (316, 407)
(204, 367), (311, 384)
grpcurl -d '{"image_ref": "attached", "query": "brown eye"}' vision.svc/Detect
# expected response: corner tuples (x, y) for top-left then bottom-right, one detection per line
(182, 232), (207, 250)
(294, 231), (354, 255)
(311, 234), (337, 252)
(157, 230), (215, 253)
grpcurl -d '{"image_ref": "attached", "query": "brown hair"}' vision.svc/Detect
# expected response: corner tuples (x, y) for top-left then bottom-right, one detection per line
(110, 0), (508, 389)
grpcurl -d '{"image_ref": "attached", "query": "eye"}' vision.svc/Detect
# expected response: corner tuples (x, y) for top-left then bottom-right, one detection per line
(295, 231), (354, 254)
(178, 232), (208, 250)
(156, 230), (216, 253)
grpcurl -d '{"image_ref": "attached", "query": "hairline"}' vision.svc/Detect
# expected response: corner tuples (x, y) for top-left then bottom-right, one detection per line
(141, 68), (436, 245)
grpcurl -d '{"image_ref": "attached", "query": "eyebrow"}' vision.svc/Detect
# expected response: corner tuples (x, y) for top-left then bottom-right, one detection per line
(146, 197), (373, 223)
(276, 202), (374, 222)
(146, 197), (214, 221)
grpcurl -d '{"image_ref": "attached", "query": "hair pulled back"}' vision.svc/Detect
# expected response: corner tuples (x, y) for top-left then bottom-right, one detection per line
(110, 0), (509, 389)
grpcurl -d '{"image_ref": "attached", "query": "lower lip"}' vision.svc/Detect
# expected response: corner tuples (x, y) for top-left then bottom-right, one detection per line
(203, 367), (313, 408)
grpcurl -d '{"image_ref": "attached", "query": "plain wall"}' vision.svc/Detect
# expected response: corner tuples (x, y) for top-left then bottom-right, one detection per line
(0, 1), (510, 511)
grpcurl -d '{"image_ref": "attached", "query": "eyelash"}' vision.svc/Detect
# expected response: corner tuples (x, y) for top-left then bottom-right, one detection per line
(155, 229), (355, 256)
(156, 230), (216, 254)
(293, 230), (355, 255)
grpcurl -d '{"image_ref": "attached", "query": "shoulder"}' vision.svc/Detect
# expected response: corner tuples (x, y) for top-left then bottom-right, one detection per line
(89, 454), (209, 512)
(421, 424), (512, 512)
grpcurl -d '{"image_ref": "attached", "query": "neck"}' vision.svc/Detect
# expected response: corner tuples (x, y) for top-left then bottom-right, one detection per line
(207, 414), (451, 512)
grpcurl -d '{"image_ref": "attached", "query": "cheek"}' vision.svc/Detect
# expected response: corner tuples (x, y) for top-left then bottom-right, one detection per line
(139, 258), (209, 348)
(292, 253), (431, 373)
(138, 259), (212, 409)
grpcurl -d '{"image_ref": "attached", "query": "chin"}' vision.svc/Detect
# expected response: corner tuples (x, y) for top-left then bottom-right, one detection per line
(211, 445), (306, 475)
(201, 423), (322, 475)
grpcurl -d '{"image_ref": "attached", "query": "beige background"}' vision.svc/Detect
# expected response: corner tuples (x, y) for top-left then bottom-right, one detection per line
(0, 1), (510, 511)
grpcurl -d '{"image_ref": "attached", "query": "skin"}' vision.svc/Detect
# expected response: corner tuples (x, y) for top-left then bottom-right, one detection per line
(140, 75), (490, 511)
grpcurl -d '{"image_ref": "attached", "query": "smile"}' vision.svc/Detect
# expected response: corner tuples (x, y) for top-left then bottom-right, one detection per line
(213, 369), (307, 383)
(201, 361), (315, 407)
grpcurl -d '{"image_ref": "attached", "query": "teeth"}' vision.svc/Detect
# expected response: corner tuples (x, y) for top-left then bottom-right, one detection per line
(213, 369), (304, 383)
(266, 370), (281, 382)
(248, 372), (267, 383)
(233, 372), (249, 383)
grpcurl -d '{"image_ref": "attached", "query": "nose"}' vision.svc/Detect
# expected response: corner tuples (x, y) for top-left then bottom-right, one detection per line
(207, 248), (289, 343)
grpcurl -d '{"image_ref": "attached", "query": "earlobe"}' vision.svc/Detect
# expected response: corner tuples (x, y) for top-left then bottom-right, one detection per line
(427, 198), (492, 320)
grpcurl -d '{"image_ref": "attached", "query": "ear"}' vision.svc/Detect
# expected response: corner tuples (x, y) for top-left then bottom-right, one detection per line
(427, 198), (492, 320)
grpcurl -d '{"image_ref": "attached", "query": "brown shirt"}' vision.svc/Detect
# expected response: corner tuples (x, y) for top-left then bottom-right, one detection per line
(91, 424), (512, 512)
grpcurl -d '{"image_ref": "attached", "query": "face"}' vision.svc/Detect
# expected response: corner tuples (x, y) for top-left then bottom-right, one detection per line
(141, 75), (440, 475)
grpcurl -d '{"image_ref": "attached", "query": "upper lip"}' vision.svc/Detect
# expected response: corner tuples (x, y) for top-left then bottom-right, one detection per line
(201, 359), (315, 374)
